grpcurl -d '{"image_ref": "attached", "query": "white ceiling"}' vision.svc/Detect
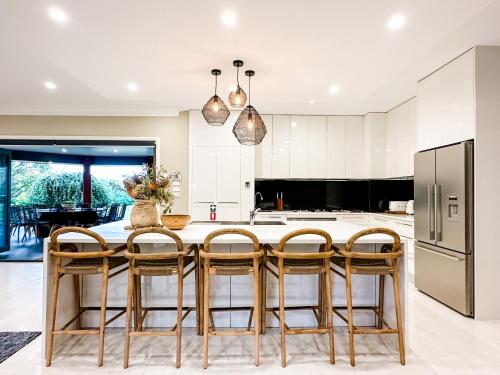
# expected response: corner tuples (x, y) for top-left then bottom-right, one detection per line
(1, 0), (500, 116)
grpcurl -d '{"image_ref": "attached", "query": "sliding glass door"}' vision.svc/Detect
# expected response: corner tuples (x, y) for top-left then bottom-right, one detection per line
(0, 149), (11, 252)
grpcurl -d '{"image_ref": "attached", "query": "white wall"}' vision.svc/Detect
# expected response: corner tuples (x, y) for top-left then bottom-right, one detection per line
(473, 46), (500, 319)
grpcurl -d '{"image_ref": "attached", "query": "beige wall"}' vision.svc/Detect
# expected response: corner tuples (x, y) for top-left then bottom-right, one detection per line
(0, 112), (190, 213)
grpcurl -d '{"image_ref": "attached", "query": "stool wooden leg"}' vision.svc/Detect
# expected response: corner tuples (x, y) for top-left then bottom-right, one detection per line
(252, 260), (260, 366)
(97, 265), (109, 367)
(73, 275), (82, 330)
(324, 267), (335, 364)
(317, 271), (324, 328)
(124, 268), (134, 369)
(199, 261), (204, 336)
(194, 252), (201, 336)
(202, 263), (210, 369)
(278, 260), (286, 367)
(134, 275), (143, 332)
(261, 262), (267, 334)
(378, 274), (385, 329)
(392, 269), (406, 365)
(45, 267), (60, 367)
(176, 263), (184, 368)
(345, 266), (356, 367)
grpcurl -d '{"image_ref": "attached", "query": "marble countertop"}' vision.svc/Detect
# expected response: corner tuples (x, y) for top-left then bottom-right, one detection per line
(50, 219), (401, 245)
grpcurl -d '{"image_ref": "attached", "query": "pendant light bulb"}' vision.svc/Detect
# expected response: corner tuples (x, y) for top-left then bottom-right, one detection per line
(228, 60), (247, 108)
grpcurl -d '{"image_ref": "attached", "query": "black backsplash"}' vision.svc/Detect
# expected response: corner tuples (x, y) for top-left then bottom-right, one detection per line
(255, 179), (414, 212)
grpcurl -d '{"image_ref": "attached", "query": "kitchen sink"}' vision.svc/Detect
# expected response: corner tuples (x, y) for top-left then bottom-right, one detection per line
(220, 220), (286, 226)
(191, 220), (286, 226)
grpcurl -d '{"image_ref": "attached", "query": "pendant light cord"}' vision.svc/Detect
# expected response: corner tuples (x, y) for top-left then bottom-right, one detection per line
(214, 74), (218, 96)
(236, 66), (240, 87)
(248, 74), (251, 106)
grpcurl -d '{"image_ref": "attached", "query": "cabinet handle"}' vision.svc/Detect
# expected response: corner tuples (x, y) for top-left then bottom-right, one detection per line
(218, 201), (239, 204)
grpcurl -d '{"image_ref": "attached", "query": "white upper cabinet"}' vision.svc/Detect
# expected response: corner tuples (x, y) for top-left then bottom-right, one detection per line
(396, 102), (410, 177)
(385, 99), (417, 177)
(363, 113), (387, 178)
(216, 147), (240, 203)
(408, 98), (417, 175)
(417, 49), (475, 151)
(191, 147), (217, 203)
(255, 115), (273, 178)
(386, 109), (398, 177)
(326, 116), (346, 178)
(308, 116), (327, 178)
(271, 115), (291, 178)
(289, 115), (309, 178)
(345, 116), (364, 178)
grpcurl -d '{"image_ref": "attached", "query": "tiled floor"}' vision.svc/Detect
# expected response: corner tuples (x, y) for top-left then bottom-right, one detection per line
(1, 263), (499, 374)
(0, 233), (43, 262)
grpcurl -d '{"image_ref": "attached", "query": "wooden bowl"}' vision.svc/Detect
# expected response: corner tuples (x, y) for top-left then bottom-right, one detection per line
(161, 214), (191, 230)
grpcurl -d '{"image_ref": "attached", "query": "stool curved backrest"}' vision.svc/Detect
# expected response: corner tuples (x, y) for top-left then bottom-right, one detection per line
(200, 228), (262, 260)
(274, 228), (334, 259)
(125, 227), (186, 260)
(49, 226), (111, 258)
(342, 227), (402, 263)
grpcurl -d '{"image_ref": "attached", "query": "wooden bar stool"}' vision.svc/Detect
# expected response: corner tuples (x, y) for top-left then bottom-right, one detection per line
(123, 227), (199, 369)
(331, 228), (405, 366)
(264, 228), (335, 367)
(199, 228), (264, 369)
(46, 227), (128, 367)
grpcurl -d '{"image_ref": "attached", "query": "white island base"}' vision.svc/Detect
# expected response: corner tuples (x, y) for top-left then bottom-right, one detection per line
(41, 220), (407, 359)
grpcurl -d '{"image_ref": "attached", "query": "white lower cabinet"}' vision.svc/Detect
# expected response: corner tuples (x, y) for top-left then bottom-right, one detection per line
(336, 213), (369, 227)
(369, 214), (415, 277)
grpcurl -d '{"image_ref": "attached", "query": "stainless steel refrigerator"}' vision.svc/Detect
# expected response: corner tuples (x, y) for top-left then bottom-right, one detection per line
(414, 141), (474, 316)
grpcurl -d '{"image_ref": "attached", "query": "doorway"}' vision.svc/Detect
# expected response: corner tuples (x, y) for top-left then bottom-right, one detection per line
(0, 139), (157, 261)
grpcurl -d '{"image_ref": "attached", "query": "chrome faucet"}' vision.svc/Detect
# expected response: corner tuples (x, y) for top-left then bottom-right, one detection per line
(249, 208), (261, 226)
(255, 192), (263, 204)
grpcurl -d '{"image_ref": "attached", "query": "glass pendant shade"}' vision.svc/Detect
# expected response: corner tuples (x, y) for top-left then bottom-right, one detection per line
(202, 69), (230, 126)
(233, 105), (267, 145)
(228, 85), (247, 108)
(228, 60), (247, 108)
(202, 95), (229, 126)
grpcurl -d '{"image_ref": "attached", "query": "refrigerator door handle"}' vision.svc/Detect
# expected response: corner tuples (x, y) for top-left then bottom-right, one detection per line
(417, 245), (464, 262)
(434, 184), (442, 242)
(428, 184), (435, 240)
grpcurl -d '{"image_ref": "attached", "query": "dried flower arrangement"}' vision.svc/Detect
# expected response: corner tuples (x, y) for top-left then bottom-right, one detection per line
(123, 165), (177, 214)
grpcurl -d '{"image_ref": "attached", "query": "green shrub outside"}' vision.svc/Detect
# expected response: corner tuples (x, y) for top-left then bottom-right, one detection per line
(12, 168), (133, 207)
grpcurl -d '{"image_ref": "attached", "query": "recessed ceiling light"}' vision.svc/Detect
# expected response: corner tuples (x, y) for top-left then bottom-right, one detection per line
(386, 14), (406, 31)
(61, 148), (67, 153)
(44, 81), (57, 91)
(113, 149), (118, 153)
(47, 7), (68, 24)
(127, 82), (139, 92)
(309, 99), (315, 104)
(328, 84), (341, 95)
(221, 10), (237, 28)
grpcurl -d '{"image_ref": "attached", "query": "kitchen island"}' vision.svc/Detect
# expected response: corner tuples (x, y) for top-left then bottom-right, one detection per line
(41, 219), (408, 356)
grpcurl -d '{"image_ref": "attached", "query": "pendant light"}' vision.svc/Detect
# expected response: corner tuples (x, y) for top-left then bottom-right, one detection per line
(228, 60), (247, 108)
(202, 69), (230, 126)
(233, 70), (267, 145)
